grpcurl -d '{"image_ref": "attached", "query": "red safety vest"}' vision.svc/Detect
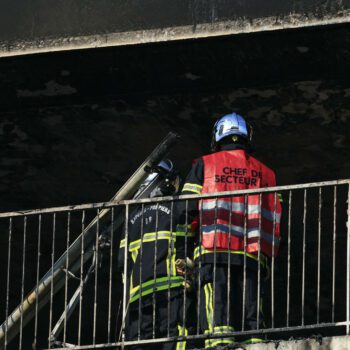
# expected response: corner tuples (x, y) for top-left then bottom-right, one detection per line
(199, 149), (282, 258)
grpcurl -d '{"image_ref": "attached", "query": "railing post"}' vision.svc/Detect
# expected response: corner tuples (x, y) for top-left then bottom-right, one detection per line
(347, 184), (350, 335)
(122, 204), (130, 349)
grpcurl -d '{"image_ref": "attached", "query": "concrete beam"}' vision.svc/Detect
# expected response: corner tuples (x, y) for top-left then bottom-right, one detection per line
(1, 0), (350, 57)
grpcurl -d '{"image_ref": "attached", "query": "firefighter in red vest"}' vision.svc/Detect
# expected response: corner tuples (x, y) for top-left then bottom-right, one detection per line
(181, 113), (282, 347)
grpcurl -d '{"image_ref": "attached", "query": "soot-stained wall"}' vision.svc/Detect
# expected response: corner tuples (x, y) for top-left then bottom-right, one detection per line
(0, 23), (350, 349)
(0, 25), (349, 212)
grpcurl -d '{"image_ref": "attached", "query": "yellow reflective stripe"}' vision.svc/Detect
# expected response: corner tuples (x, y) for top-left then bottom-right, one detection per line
(182, 183), (202, 194)
(204, 326), (235, 348)
(172, 249), (177, 276)
(129, 231), (176, 251)
(278, 193), (283, 202)
(194, 246), (268, 268)
(210, 326), (235, 333)
(205, 339), (234, 347)
(119, 239), (126, 248)
(176, 224), (194, 237)
(176, 325), (188, 350)
(130, 276), (184, 303)
(204, 283), (213, 332)
(242, 338), (264, 344)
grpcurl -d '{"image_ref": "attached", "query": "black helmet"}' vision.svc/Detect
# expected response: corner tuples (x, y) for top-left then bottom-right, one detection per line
(133, 159), (181, 199)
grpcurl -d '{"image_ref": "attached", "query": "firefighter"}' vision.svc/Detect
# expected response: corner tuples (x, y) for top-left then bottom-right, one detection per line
(181, 113), (282, 347)
(118, 160), (194, 350)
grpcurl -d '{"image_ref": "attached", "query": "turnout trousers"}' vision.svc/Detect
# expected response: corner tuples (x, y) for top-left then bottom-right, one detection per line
(125, 292), (188, 350)
(198, 264), (264, 348)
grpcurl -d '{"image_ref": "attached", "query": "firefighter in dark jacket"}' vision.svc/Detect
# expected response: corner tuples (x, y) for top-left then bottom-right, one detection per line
(119, 160), (194, 350)
(181, 113), (282, 347)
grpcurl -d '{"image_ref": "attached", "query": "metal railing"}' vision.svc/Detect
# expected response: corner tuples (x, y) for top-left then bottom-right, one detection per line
(0, 179), (349, 349)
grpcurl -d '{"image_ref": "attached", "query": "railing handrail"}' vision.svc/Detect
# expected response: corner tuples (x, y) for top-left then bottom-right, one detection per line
(0, 179), (349, 218)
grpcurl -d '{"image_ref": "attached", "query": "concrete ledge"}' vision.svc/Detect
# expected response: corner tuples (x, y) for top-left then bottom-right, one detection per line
(238, 335), (350, 350)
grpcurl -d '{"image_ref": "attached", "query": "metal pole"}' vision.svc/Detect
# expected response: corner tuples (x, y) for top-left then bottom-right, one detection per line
(33, 215), (42, 349)
(107, 208), (114, 343)
(19, 216), (27, 350)
(78, 211), (85, 346)
(346, 184), (350, 335)
(63, 212), (71, 344)
(286, 191), (292, 327)
(121, 205), (130, 349)
(317, 188), (322, 324)
(4, 218), (12, 350)
(302, 189), (307, 326)
(332, 187), (337, 323)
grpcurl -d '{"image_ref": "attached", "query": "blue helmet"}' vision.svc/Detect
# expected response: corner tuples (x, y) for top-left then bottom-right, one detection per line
(211, 113), (253, 152)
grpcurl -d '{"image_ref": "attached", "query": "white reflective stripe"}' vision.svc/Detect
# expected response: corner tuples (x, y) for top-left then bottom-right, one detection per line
(262, 207), (281, 223)
(202, 200), (280, 223)
(202, 224), (245, 235)
(202, 200), (245, 212)
(202, 224), (280, 245)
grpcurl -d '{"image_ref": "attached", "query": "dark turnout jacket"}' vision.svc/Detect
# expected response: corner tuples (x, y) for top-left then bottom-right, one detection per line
(119, 201), (194, 305)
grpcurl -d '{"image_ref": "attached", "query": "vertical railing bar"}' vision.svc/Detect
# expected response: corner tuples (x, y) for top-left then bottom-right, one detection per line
(93, 209), (100, 345)
(48, 213), (56, 349)
(138, 204), (145, 341)
(167, 201), (174, 338)
(34, 214), (42, 348)
(152, 203), (160, 339)
(78, 210), (85, 346)
(257, 193), (262, 331)
(286, 191), (292, 327)
(346, 184), (350, 335)
(270, 192), (277, 329)
(182, 200), (189, 334)
(317, 188), (322, 324)
(196, 200), (203, 335)
(4, 217), (13, 350)
(121, 205), (130, 348)
(212, 197), (219, 333)
(302, 189), (307, 326)
(108, 207), (115, 343)
(19, 216), (27, 350)
(226, 198), (233, 327)
(332, 186), (337, 323)
(242, 195), (247, 331)
(63, 212), (71, 344)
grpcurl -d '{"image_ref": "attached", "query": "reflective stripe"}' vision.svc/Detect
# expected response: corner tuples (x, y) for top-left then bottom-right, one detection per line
(176, 224), (194, 237)
(202, 224), (280, 246)
(131, 250), (138, 263)
(182, 183), (203, 194)
(204, 326), (235, 348)
(202, 200), (245, 212)
(119, 238), (126, 249)
(242, 338), (264, 344)
(194, 246), (268, 268)
(176, 325), (188, 350)
(129, 231), (176, 252)
(202, 200), (281, 222)
(128, 230), (193, 252)
(129, 276), (184, 303)
(166, 247), (177, 276)
(204, 283), (213, 332)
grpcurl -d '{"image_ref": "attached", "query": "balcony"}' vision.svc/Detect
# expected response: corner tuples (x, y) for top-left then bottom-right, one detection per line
(0, 179), (349, 349)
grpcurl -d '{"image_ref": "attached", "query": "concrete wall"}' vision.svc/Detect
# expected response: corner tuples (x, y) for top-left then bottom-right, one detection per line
(242, 335), (350, 350)
(1, 0), (350, 56)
